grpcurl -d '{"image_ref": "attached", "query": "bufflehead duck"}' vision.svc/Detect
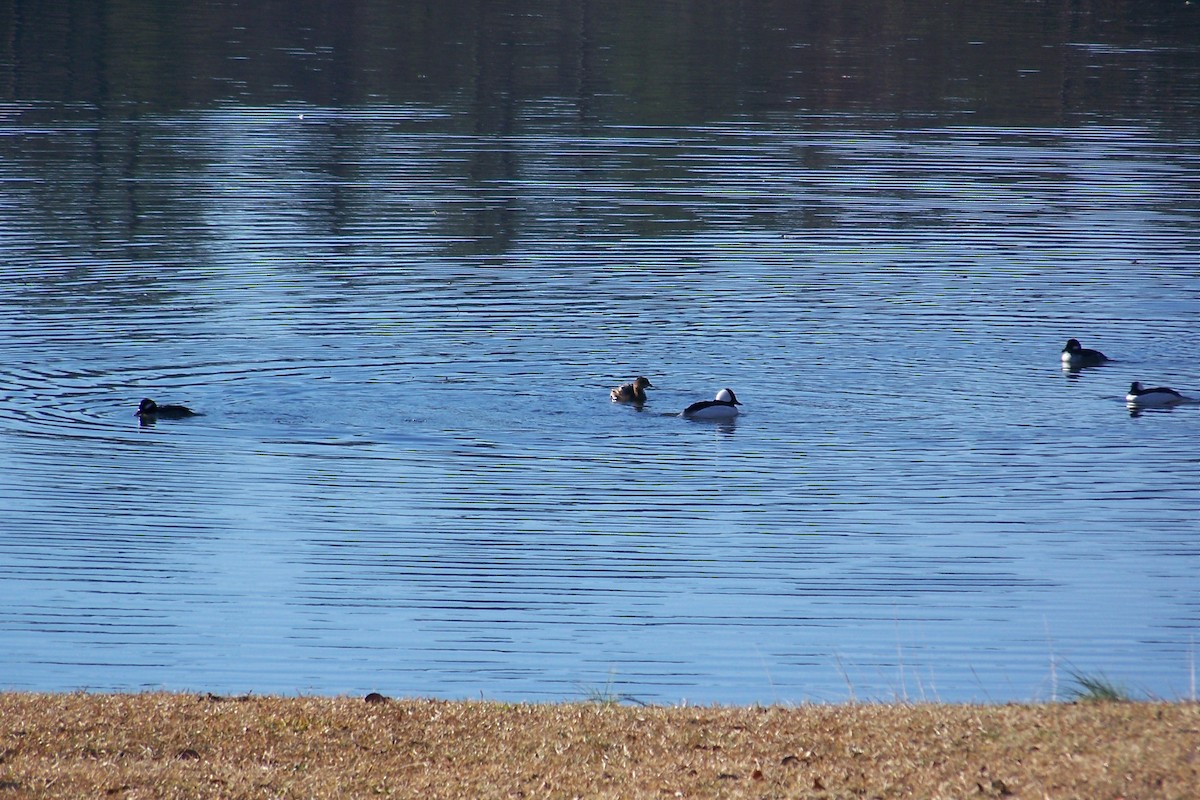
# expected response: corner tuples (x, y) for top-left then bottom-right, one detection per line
(1125, 382), (1184, 407)
(1061, 338), (1108, 368)
(135, 398), (200, 420)
(682, 388), (741, 420)
(611, 376), (653, 404)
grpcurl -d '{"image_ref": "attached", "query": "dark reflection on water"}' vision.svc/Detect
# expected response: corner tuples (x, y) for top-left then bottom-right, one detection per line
(0, 0), (1197, 704)
(3, 1), (1199, 129)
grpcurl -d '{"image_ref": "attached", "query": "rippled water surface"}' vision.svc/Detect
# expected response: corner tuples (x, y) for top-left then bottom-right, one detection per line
(2, 3), (1199, 704)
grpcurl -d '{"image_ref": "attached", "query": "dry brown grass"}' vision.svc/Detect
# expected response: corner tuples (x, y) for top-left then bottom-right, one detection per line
(0, 693), (1196, 799)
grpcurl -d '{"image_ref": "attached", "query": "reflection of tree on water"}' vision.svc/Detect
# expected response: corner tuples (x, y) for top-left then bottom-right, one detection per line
(2, 0), (1197, 268)
(3, 2), (1195, 127)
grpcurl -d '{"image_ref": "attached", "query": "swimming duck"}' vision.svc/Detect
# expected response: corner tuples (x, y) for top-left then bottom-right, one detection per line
(682, 388), (741, 420)
(611, 376), (653, 404)
(1061, 338), (1108, 368)
(1125, 382), (1184, 407)
(135, 398), (200, 420)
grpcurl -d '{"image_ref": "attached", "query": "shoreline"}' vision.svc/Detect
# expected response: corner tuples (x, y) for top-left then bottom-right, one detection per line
(1, 692), (1196, 798)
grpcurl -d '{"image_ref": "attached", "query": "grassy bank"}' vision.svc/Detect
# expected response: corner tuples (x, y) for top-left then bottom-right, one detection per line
(0, 693), (1196, 798)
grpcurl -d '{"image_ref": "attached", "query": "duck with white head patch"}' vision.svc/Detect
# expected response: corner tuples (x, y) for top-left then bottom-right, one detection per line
(1125, 381), (1185, 408)
(682, 388), (741, 420)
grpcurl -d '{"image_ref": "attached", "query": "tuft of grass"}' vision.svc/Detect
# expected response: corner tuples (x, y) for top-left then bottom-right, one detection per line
(1066, 670), (1134, 703)
(576, 672), (646, 706)
(580, 685), (634, 705)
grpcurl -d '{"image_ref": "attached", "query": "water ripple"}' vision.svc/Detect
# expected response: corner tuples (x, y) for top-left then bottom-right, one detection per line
(1, 109), (1197, 702)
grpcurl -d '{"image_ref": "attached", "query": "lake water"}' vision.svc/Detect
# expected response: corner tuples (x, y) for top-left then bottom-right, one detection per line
(1, 1), (1198, 704)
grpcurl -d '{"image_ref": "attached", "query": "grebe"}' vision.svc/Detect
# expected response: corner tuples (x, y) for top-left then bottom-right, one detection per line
(611, 376), (653, 404)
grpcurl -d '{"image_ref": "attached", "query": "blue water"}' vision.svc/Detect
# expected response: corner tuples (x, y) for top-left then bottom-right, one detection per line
(2, 109), (1196, 703)
(2, 0), (1199, 704)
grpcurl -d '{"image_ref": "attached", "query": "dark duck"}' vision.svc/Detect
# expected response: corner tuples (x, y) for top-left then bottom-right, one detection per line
(135, 398), (200, 421)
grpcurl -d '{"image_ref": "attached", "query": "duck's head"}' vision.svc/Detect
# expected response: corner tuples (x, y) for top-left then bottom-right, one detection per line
(633, 376), (653, 390)
(1129, 382), (1143, 393)
(135, 398), (158, 416)
(1063, 339), (1083, 353)
(716, 388), (741, 405)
